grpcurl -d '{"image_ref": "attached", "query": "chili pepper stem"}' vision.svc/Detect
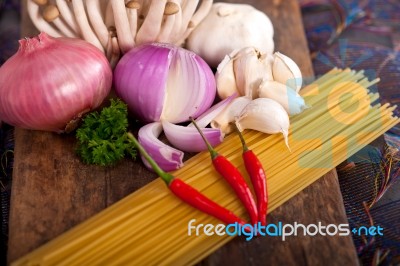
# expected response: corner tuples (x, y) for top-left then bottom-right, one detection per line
(190, 117), (218, 159)
(233, 123), (249, 152)
(127, 132), (174, 184)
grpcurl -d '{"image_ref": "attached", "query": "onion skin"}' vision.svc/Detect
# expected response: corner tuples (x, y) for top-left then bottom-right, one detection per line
(162, 120), (224, 153)
(114, 44), (169, 122)
(138, 122), (184, 172)
(113, 42), (216, 123)
(0, 32), (112, 133)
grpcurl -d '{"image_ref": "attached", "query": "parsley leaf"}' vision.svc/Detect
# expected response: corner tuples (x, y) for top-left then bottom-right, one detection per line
(76, 99), (136, 166)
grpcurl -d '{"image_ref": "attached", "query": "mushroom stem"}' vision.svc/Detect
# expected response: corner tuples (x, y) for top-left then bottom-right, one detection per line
(189, 0), (213, 29)
(86, 0), (109, 48)
(110, 35), (121, 69)
(125, 1), (140, 42)
(111, 0), (135, 53)
(106, 33), (112, 61)
(55, 0), (80, 34)
(27, 0), (62, 37)
(33, 0), (48, 6)
(170, 1), (184, 44)
(43, 4), (77, 38)
(71, 0), (104, 52)
(136, 0), (148, 19)
(32, 0), (48, 4)
(179, 0), (198, 35)
(104, 0), (114, 28)
(136, 0), (167, 45)
(157, 15), (176, 42)
(179, 0), (213, 44)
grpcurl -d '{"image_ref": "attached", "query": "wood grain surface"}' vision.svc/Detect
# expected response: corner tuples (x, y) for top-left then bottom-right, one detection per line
(8, 0), (359, 265)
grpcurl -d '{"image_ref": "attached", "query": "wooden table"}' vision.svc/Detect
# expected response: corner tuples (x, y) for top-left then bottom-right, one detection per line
(8, 0), (359, 265)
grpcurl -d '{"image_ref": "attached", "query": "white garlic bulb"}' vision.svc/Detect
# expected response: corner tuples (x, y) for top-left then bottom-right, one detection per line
(216, 47), (273, 100)
(187, 3), (274, 68)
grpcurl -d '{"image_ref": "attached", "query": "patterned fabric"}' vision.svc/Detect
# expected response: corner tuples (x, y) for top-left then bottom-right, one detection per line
(300, 0), (400, 264)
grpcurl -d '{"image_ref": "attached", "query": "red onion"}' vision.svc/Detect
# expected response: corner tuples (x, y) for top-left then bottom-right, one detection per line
(113, 42), (225, 171)
(0, 32), (112, 133)
(138, 95), (236, 171)
(113, 42), (216, 124)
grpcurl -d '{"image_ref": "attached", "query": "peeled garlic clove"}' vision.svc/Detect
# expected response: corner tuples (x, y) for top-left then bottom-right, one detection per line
(211, 96), (252, 134)
(236, 98), (290, 148)
(258, 80), (307, 116)
(272, 52), (302, 92)
(233, 47), (273, 99)
(215, 54), (239, 99)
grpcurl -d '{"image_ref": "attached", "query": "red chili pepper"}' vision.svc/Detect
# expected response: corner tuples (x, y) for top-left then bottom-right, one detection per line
(191, 119), (258, 225)
(127, 133), (248, 227)
(235, 127), (268, 226)
(169, 178), (247, 226)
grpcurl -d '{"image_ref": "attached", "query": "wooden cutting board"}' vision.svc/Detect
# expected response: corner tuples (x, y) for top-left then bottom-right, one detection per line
(8, 0), (359, 265)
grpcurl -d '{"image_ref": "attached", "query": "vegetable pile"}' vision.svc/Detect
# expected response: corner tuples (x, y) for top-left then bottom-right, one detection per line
(0, 0), (308, 226)
(76, 99), (269, 228)
(0, 1), (307, 170)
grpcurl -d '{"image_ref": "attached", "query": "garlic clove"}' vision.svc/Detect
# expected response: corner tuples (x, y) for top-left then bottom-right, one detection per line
(272, 52), (302, 92)
(258, 80), (307, 116)
(235, 98), (290, 148)
(215, 54), (239, 99)
(232, 47), (273, 99)
(211, 96), (252, 134)
(233, 47), (265, 99)
(260, 52), (274, 81)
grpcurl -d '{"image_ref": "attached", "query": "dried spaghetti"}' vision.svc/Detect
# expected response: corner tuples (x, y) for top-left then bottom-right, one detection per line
(12, 69), (399, 266)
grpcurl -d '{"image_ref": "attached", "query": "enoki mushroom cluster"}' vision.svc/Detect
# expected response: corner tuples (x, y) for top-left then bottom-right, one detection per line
(27, 0), (213, 66)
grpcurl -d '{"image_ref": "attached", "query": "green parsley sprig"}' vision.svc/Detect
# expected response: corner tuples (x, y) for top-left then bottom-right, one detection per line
(76, 99), (136, 166)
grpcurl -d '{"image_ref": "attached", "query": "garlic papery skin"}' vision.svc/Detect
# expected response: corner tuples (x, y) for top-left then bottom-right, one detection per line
(216, 47), (273, 100)
(272, 52), (302, 92)
(211, 96), (252, 134)
(236, 98), (290, 148)
(258, 80), (307, 116)
(187, 3), (274, 68)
